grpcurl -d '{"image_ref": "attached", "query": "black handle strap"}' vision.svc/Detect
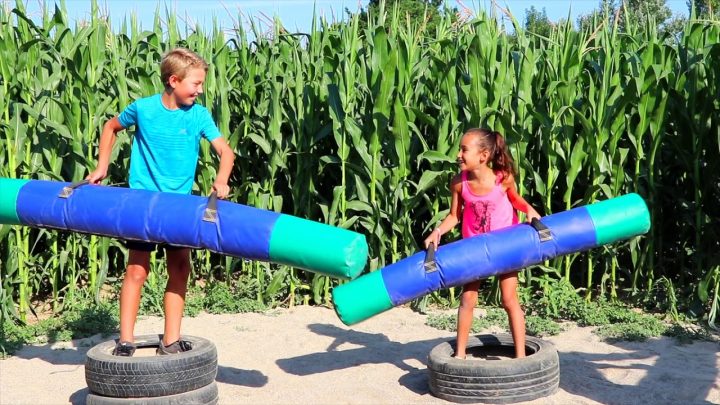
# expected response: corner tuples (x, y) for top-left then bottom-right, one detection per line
(203, 192), (219, 223)
(424, 242), (438, 273)
(530, 217), (553, 242)
(58, 179), (90, 198)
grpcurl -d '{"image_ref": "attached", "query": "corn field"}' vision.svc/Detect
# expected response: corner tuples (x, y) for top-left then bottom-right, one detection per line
(0, 1), (718, 326)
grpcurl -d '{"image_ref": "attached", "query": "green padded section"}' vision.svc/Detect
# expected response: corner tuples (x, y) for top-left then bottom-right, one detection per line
(586, 193), (651, 245)
(0, 178), (28, 225)
(332, 270), (393, 325)
(269, 215), (368, 280)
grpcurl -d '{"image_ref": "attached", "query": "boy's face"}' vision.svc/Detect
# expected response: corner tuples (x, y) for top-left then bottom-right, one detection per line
(169, 67), (206, 106)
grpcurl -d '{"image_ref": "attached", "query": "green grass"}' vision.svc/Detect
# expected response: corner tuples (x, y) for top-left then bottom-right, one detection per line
(203, 280), (267, 314)
(0, 274), (269, 357)
(425, 291), (715, 343)
(425, 307), (562, 337)
(426, 308), (508, 333)
(0, 299), (118, 358)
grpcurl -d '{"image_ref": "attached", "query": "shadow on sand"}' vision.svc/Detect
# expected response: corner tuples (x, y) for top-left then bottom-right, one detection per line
(277, 323), (718, 403)
(275, 323), (448, 394)
(558, 337), (718, 404)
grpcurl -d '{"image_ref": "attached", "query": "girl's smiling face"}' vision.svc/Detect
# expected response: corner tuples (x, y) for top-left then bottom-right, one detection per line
(169, 67), (206, 107)
(457, 134), (490, 170)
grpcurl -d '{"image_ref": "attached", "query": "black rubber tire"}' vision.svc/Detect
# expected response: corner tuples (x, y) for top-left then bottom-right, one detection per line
(427, 334), (559, 404)
(86, 381), (219, 405)
(85, 335), (217, 398)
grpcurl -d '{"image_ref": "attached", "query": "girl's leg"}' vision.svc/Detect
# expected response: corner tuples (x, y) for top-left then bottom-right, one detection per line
(499, 272), (526, 358)
(455, 280), (481, 359)
(119, 249), (151, 343)
(162, 248), (192, 345)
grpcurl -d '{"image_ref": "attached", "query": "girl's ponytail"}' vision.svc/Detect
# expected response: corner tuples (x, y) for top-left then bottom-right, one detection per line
(463, 128), (517, 177)
(491, 131), (516, 177)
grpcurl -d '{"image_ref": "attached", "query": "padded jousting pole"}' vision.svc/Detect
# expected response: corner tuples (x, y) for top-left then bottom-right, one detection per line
(332, 193), (650, 324)
(0, 178), (367, 279)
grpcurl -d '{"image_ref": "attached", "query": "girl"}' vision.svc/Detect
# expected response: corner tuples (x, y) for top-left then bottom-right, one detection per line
(424, 128), (540, 359)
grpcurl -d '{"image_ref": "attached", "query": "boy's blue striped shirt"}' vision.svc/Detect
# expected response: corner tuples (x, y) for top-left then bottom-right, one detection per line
(118, 94), (221, 194)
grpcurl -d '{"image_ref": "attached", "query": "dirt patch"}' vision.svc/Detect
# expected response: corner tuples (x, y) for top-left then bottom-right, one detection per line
(1, 306), (718, 404)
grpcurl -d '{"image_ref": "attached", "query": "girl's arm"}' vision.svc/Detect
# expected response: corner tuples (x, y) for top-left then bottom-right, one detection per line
(504, 173), (541, 221)
(424, 174), (463, 248)
(87, 116), (125, 184)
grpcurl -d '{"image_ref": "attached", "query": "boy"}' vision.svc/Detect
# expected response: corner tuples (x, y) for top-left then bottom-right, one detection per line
(87, 48), (235, 356)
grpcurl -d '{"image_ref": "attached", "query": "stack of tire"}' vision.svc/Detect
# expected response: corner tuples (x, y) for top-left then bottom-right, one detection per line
(428, 334), (559, 404)
(85, 335), (218, 405)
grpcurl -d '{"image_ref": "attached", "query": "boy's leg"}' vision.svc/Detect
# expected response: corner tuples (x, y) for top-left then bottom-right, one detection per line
(455, 280), (481, 359)
(499, 272), (526, 358)
(162, 247), (192, 346)
(119, 248), (152, 343)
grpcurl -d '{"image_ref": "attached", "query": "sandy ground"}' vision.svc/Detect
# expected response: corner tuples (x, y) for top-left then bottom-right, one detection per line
(1, 306), (719, 405)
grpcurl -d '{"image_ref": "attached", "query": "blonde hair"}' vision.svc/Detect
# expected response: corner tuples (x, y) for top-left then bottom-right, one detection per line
(160, 48), (208, 87)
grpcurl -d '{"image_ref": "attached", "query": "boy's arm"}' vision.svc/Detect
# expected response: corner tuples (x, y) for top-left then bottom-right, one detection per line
(209, 137), (235, 199)
(87, 117), (125, 184)
(424, 175), (463, 248)
(504, 174), (541, 221)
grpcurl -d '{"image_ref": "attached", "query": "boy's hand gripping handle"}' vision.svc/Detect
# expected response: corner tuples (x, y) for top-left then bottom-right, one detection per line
(203, 192), (219, 223)
(58, 179), (90, 198)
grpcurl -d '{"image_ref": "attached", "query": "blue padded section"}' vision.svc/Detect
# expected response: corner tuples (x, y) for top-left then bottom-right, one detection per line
(16, 180), (279, 260)
(14, 180), (64, 227)
(541, 208), (597, 257)
(381, 251), (444, 306)
(211, 199), (279, 260)
(382, 207), (597, 306)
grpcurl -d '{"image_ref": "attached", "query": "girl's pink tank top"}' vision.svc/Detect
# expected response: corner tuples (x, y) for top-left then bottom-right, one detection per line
(461, 171), (518, 238)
